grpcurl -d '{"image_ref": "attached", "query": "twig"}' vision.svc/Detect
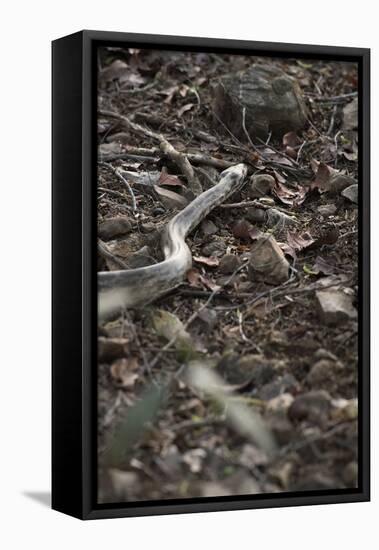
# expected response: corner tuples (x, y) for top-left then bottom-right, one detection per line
(98, 186), (130, 200)
(98, 197), (132, 213)
(309, 91), (358, 103)
(255, 136), (300, 167)
(220, 199), (291, 215)
(241, 106), (261, 155)
(98, 109), (202, 194)
(98, 161), (137, 212)
(100, 150), (233, 170)
(214, 276), (353, 312)
(327, 104), (339, 136)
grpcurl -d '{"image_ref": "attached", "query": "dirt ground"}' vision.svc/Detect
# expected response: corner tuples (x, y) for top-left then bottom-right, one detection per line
(96, 47), (359, 503)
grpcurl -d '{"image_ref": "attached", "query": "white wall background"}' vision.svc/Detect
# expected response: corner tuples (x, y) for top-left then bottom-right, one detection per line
(0, 1), (376, 547)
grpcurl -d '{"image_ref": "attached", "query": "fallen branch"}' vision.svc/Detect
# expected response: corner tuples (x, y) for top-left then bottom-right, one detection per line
(99, 161), (137, 212)
(98, 109), (203, 194)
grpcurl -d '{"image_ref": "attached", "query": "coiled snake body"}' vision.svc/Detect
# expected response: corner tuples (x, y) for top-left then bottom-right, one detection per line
(98, 163), (247, 320)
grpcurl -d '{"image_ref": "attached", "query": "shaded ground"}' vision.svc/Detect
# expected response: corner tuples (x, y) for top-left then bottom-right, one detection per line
(96, 48), (359, 503)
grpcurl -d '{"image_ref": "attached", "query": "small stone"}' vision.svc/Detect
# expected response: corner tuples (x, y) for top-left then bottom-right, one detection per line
(341, 184), (358, 204)
(316, 290), (357, 326)
(327, 174), (357, 195)
(201, 239), (226, 257)
(98, 217), (132, 240)
(240, 444), (269, 468)
(152, 206), (166, 216)
(198, 308), (218, 328)
(140, 222), (156, 233)
(266, 393), (295, 414)
(154, 186), (189, 210)
(266, 208), (297, 228)
(288, 390), (331, 425)
(314, 348), (339, 361)
(248, 234), (290, 284)
(232, 219), (254, 240)
(259, 373), (299, 400)
(219, 254), (240, 274)
(332, 398), (358, 422)
(98, 337), (128, 363)
(245, 207), (267, 224)
(201, 219), (218, 236)
(248, 174), (275, 198)
(267, 414), (294, 446)
(306, 359), (342, 387)
(317, 204), (337, 216)
(239, 355), (276, 387)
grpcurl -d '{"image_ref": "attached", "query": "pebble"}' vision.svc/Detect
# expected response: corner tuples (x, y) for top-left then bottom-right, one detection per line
(218, 253), (240, 274)
(98, 217), (132, 240)
(201, 219), (218, 236)
(306, 359), (342, 387)
(341, 184), (358, 204)
(98, 337), (128, 363)
(248, 174), (275, 198)
(232, 219), (254, 240)
(288, 390), (331, 425)
(152, 206), (166, 216)
(245, 207), (267, 224)
(317, 204), (337, 216)
(259, 373), (299, 400)
(316, 289), (357, 326)
(248, 234), (290, 284)
(201, 240), (226, 257)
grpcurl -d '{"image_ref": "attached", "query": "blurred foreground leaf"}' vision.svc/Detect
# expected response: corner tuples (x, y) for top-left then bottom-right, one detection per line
(103, 384), (166, 468)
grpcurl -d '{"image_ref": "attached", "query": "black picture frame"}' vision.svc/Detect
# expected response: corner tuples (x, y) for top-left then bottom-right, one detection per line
(52, 30), (370, 520)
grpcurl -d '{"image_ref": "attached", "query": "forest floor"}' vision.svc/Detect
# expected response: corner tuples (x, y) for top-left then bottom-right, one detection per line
(96, 47), (359, 503)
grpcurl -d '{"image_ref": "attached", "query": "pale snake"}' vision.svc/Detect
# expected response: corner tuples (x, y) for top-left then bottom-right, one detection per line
(98, 163), (247, 320)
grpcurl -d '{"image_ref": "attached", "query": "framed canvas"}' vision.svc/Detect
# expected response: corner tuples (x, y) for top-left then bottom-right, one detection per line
(52, 30), (370, 520)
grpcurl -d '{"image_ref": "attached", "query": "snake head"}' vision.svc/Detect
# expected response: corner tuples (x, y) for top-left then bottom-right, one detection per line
(220, 163), (248, 185)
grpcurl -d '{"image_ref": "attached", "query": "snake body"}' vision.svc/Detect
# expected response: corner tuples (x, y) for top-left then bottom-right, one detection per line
(98, 163), (247, 321)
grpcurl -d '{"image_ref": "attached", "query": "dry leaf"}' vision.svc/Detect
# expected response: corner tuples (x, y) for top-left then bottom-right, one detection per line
(110, 357), (139, 389)
(286, 231), (315, 252)
(283, 131), (301, 148)
(177, 103), (195, 117)
(193, 255), (220, 267)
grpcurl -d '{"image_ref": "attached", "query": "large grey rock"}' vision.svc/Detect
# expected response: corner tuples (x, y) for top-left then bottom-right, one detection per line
(213, 65), (308, 138)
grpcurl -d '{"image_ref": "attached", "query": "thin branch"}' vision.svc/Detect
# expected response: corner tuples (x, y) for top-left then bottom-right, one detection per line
(98, 109), (202, 194)
(98, 161), (137, 212)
